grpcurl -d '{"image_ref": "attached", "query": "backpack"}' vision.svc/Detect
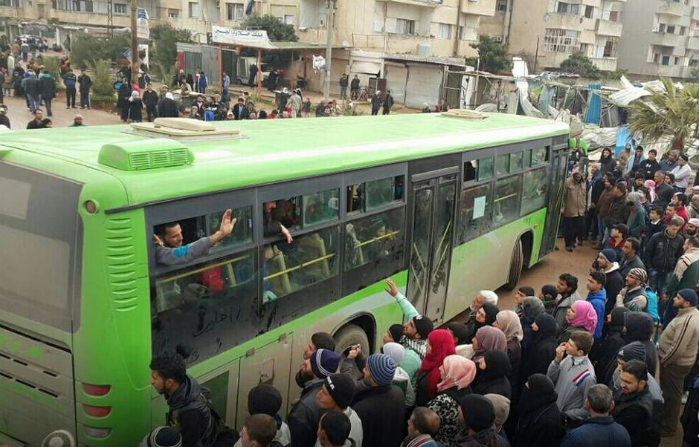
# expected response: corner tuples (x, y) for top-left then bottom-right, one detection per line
(644, 287), (660, 322)
(171, 387), (239, 447)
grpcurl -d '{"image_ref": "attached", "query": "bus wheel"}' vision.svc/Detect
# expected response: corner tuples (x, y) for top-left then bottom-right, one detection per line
(504, 239), (524, 290)
(334, 324), (370, 379)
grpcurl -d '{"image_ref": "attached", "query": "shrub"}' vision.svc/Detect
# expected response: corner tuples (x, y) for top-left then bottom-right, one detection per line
(91, 60), (115, 97)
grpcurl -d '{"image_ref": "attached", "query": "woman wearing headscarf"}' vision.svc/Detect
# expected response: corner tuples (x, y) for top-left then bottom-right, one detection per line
(455, 395), (509, 447)
(128, 90), (143, 123)
(472, 350), (512, 399)
(521, 297), (545, 352)
(600, 147), (616, 175)
(464, 302), (500, 343)
(427, 355), (476, 447)
(472, 326), (507, 362)
(521, 314), (558, 380)
(590, 307), (629, 380)
(383, 325), (422, 389)
(557, 300), (598, 344)
(494, 310), (523, 403)
(415, 329), (456, 406)
(484, 394), (511, 441)
(514, 374), (564, 447)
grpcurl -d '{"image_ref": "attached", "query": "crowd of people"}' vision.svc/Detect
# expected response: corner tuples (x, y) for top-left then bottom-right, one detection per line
(144, 235), (699, 447)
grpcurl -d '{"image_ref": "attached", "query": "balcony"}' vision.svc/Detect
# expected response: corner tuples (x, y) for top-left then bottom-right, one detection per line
(581, 0), (601, 6)
(652, 31), (682, 47)
(547, 13), (588, 31)
(591, 56), (617, 71)
(596, 19), (623, 37)
(375, 0), (439, 8)
(461, 0), (496, 16)
(689, 36), (699, 51)
(656, 1), (688, 17)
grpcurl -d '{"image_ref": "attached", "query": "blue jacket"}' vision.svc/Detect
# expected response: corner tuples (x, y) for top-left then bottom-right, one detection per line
(561, 416), (631, 447)
(587, 289), (606, 340)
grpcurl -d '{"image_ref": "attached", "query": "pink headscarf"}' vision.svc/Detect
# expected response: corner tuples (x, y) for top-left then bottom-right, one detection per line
(437, 355), (477, 392)
(644, 180), (656, 202)
(567, 300), (598, 333)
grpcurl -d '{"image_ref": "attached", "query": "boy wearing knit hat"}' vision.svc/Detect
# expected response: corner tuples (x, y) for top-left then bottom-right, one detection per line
(658, 288), (699, 436)
(288, 349), (342, 447)
(316, 374), (363, 447)
(455, 395), (507, 447)
(385, 278), (434, 360)
(234, 385), (290, 447)
(353, 354), (406, 447)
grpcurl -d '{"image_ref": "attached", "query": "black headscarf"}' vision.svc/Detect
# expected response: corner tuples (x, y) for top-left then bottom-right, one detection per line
(517, 373), (557, 415)
(609, 307), (630, 333)
(533, 313), (558, 340)
(481, 303), (500, 326)
(447, 322), (470, 346)
(477, 350), (512, 382)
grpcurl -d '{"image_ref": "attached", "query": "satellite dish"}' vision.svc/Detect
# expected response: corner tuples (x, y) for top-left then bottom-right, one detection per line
(41, 430), (76, 447)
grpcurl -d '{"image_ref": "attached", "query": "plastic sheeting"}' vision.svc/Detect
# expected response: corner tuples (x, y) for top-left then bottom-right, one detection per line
(515, 79), (544, 119)
(608, 76), (667, 107)
(585, 84), (602, 124)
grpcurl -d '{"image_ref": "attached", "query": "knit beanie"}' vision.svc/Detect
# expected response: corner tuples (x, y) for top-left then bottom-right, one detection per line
(679, 288), (699, 306)
(311, 349), (341, 379)
(367, 353), (397, 386)
(541, 285), (557, 301)
(248, 384), (282, 417)
(324, 374), (356, 409)
(617, 341), (646, 362)
(627, 268), (647, 285)
(412, 315), (434, 339)
(460, 394), (495, 432)
(388, 324), (404, 343)
(484, 394), (510, 426)
(147, 427), (182, 447)
(599, 249), (617, 264)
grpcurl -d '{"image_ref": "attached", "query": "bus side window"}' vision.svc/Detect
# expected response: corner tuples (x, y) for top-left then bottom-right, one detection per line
(493, 175), (522, 226)
(464, 160), (478, 182)
(521, 167), (548, 216)
(344, 208), (404, 271)
(457, 183), (492, 243)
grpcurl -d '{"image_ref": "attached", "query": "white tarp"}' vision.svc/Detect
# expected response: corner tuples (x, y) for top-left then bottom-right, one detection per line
(608, 76), (668, 107)
(516, 79), (544, 118)
(211, 27), (274, 49)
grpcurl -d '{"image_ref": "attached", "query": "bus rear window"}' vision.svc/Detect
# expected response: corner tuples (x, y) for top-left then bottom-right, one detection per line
(0, 162), (82, 332)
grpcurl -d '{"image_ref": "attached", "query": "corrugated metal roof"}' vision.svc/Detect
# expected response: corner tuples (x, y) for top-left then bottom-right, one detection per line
(383, 53), (467, 67)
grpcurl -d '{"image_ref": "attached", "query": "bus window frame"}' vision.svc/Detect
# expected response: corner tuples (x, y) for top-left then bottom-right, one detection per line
(145, 188), (258, 277)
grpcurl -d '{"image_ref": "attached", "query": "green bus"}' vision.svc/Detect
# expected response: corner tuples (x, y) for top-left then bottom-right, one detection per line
(0, 112), (569, 447)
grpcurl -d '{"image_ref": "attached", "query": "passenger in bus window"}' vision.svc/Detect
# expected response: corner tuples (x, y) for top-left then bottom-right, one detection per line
(263, 201), (293, 243)
(154, 209), (236, 266)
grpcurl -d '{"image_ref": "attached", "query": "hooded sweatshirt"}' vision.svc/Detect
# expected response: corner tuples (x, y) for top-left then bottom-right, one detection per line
(166, 375), (215, 447)
(547, 355), (596, 421)
(602, 262), (624, 318)
(586, 289), (606, 340)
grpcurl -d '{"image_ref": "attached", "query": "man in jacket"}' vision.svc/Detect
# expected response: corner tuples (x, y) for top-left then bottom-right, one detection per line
(639, 149), (660, 180)
(288, 349), (342, 447)
(658, 288), (699, 436)
(553, 273), (583, 329)
(233, 97), (249, 121)
(644, 217), (684, 297)
(26, 108), (46, 129)
(560, 385), (631, 447)
(662, 236), (699, 326)
(659, 151), (679, 173)
(370, 91), (382, 116)
(385, 279), (434, 360)
(289, 90), (302, 118)
(63, 68), (77, 108)
(158, 92), (179, 118)
(316, 374), (363, 447)
(352, 354), (405, 447)
(382, 90), (394, 115)
(21, 70), (40, 112)
(149, 353), (218, 447)
(595, 249), (624, 318)
(0, 105), (10, 129)
(78, 71), (92, 109)
(596, 174), (616, 248)
(339, 74), (349, 100)
(619, 238), (645, 278)
(604, 182), (630, 237)
(616, 268), (649, 312)
(563, 168), (587, 252)
(548, 331), (597, 424)
(142, 83), (159, 122)
(613, 360), (658, 447)
(38, 69), (56, 117)
(350, 75), (360, 100)
(653, 171), (674, 209)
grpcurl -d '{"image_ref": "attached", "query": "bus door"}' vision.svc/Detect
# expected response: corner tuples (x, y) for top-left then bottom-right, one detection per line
(407, 170), (458, 324)
(540, 146), (569, 258)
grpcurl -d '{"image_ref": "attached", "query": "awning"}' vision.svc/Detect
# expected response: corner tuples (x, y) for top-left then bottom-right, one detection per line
(211, 27), (345, 51)
(351, 61), (382, 74)
(384, 53), (467, 67)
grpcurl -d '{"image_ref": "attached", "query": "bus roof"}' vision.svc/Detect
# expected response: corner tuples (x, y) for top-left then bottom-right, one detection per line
(0, 113), (569, 206)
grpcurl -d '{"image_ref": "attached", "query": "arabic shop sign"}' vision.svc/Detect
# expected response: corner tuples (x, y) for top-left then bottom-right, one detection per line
(211, 27), (275, 49)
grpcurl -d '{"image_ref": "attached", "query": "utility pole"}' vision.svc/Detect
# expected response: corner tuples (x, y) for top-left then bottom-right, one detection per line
(130, 0), (138, 85)
(323, 0), (336, 99)
(108, 0), (114, 39)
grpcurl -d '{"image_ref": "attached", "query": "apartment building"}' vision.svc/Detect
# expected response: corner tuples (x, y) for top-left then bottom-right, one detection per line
(481, 0), (625, 72)
(617, 0), (699, 79)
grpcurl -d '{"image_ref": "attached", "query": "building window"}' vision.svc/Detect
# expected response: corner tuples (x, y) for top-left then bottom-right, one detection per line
(657, 23), (666, 33)
(496, 0), (507, 12)
(603, 38), (618, 58)
(667, 25), (676, 34)
(188, 1), (200, 18)
(680, 26), (686, 36)
(584, 5), (593, 18)
(395, 19), (416, 35)
(459, 26), (478, 41)
(114, 3), (127, 14)
(544, 28), (580, 53)
(438, 23), (452, 39)
(226, 2), (244, 21)
(654, 54), (671, 66)
(84, 0), (92, 11)
(283, 14), (295, 25)
(675, 56), (681, 65)
(556, 2), (580, 16)
(0, 0), (22, 6)
(608, 10), (619, 21)
(168, 8), (180, 18)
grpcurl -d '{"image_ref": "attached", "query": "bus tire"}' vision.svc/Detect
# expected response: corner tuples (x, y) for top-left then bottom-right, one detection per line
(334, 323), (370, 355)
(504, 239), (524, 290)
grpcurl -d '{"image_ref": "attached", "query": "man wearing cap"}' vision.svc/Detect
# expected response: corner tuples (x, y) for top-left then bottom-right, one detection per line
(0, 105), (10, 129)
(385, 279), (434, 360)
(658, 288), (699, 436)
(454, 395), (508, 447)
(352, 354), (405, 447)
(69, 114), (85, 127)
(671, 154), (692, 190)
(316, 374), (362, 447)
(234, 385), (290, 447)
(595, 249), (624, 318)
(685, 218), (699, 238)
(563, 166), (587, 252)
(644, 216), (684, 297)
(616, 268), (648, 312)
(663, 236), (699, 326)
(288, 349), (341, 447)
